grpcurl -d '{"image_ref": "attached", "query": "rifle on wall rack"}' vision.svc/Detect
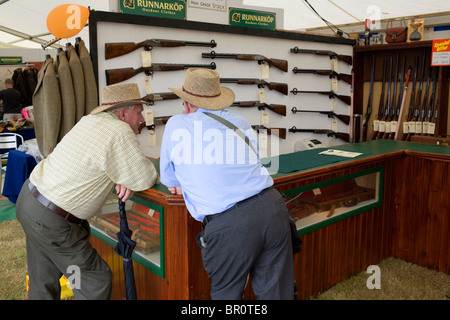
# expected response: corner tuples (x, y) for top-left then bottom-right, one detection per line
(417, 63), (433, 136)
(376, 56), (393, 140)
(105, 39), (217, 59)
(138, 115), (171, 133)
(382, 55), (400, 139)
(362, 54), (375, 141)
(291, 107), (350, 125)
(231, 101), (286, 116)
(288, 126), (350, 142)
(423, 67), (439, 136)
(219, 78), (288, 95)
(369, 57), (387, 141)
(290, 88), (351, 105)
(406, 54), (426, 141)
(202, 51), (288, 72)
(388, 56), (406, 140)
(105, 62), (216, 85)
(292, 67), (352, 85)
(401, 56), (419, 141)
(289, 46), (353, 65)
(141, 92), (179, 105)
(394, 65), (412, 140)
(251, 125), (287, 139)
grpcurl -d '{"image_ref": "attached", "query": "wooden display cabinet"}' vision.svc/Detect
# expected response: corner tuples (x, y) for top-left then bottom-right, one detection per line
(353, 41), (449, 142)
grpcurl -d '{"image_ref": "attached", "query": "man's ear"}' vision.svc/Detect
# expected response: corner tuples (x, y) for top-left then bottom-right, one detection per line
(117, 108), (127, 120)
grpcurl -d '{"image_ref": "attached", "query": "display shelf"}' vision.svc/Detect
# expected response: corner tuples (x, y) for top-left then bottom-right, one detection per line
(89, 193), (165, 277)
(283, 166), (383, 235)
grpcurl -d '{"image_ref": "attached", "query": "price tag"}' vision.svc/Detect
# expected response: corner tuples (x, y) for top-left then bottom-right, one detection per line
(427, 122), (436, 134)
(144, 77), (152, 94)
(147, 130), (156, 146)
(422, 122), (429, 134)
(261, 64), (270, 79)
(390, 121), (397, 133)
(415, 121), (422, 134)
(385, 121), (391, 133)
(258, 88), (266, 103)
(378, 121), (386, 132)
(403, 122), (409, 133)
(409, 121), (416, 133)
(373, 120), (380, 131)
(261, 110), (269, 125)
(331, 78), (338, 92)
(331, 118), (338, 132)
(141, 51), (152, 67)
(258, 130), (268, 158)
(145, 109), (154, 126)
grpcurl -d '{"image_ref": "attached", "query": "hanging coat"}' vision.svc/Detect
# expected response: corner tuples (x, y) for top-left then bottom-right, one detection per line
(66, 43), (85, 123)
(55, 49), (76, 141)
(32, 57), (61, 158)
(77, 39), (98, 115)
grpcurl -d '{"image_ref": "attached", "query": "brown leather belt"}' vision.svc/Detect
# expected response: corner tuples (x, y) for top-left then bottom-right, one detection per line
(28, 182), (83, 224)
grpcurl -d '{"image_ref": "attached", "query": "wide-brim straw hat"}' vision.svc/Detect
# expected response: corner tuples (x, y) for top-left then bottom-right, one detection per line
(170, 68), (235, 110)
(90, 83), (147, 114)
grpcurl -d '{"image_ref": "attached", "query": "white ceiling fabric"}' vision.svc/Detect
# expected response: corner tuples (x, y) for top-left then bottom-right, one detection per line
(0, 0), (449, 49)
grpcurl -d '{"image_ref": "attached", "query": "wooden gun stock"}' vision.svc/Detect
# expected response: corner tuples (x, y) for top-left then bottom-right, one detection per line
(219, 78), (288, 95)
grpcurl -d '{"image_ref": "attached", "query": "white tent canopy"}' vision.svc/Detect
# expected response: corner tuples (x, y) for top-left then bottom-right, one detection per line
(0, 0), (449, 49)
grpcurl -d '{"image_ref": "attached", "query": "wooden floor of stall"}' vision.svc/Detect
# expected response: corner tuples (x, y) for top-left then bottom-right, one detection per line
(90, 141), (449, 300)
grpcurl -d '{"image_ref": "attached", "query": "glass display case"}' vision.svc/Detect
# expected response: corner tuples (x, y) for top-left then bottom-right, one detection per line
(284, 166), (384, 235)
(89, 192), (165, 277)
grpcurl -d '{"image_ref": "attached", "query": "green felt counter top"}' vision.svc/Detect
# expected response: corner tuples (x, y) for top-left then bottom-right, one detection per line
(144, 140), (450, 195)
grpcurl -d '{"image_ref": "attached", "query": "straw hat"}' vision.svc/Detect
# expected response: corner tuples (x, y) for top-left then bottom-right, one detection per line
(170, 68), (235, 110)
(90, 83), (147, 114)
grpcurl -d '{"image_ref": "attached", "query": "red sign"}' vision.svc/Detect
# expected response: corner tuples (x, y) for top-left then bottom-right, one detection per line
(431, 39), (450, 66)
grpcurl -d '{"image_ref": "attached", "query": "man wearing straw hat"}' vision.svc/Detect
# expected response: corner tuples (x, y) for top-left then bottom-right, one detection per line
(16, 83), (158, 300)
(160, 68), (294, 299)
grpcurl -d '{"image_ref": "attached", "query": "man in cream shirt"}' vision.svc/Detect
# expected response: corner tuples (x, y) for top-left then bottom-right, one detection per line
(16, 83), (158, 300)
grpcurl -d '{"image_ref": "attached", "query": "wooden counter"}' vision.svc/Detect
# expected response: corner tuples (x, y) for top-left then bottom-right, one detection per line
(90, 140), (450, 300)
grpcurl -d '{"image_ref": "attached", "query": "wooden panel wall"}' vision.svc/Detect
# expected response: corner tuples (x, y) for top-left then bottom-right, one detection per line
(392, 154), (450, 273)
(274, 158), (400, 300)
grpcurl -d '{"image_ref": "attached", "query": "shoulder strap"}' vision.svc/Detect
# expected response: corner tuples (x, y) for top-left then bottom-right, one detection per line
(203, 112), (256, 154)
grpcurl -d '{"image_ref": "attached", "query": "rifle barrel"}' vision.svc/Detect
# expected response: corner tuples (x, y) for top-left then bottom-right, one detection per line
(202, 51), (288, 72)
(290, 46), (352, 65)
(105, 62), (216, 85)
(105, 39), (216, 59)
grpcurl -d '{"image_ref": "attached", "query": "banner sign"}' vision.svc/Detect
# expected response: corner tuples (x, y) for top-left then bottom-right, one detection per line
(431, 39), (450, 66)
(119, 0), (186, 20)
(229, 8), (276, 30)
(0, 57), (22, 65)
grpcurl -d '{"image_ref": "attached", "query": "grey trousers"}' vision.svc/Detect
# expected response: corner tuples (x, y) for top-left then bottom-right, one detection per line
(16, 180), (112, 300)
(197, 187), (295, 300)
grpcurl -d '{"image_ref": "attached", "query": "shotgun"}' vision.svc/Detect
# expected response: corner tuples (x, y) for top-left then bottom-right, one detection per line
(369, 57), (387, 141)
(291, 107), (350, 125)
(231, 101), (286, 116)
(138, 115), (171, 133)
(394, 66), (412, 140)
(406, 54), (426, 141)
(141, 92), (179, 105)
(363, 54), (375, 141)
(388, 56), (406, 140)
(292, 67), (352, 85)
(382, 55), (399, 139)
(202, 51), (288, 72)
(424, 67), (439, 136)
(401, 56), (419, 141)
(220, 78), (288, 95)
(251, 125), (287, 139)
(288, 126), (350, 142)
(105, 39), (217, 59)
(105, 62), (216, 85)
(376, 56), (393, 139)
(289, 46), (352, 65)
(417, 64), (432, 135)
(290, 88), (351, 106)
